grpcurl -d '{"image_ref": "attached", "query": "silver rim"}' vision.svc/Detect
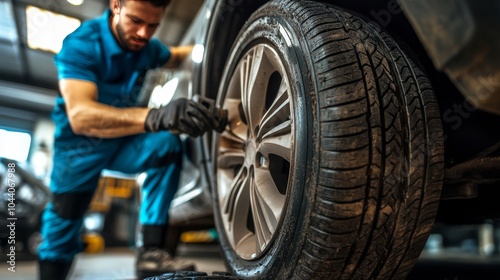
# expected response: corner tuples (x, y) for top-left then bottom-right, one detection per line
(217, 44), (293, 260)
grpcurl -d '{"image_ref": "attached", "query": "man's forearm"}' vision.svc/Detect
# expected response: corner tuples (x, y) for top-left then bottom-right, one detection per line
(68, 102), (151, 138)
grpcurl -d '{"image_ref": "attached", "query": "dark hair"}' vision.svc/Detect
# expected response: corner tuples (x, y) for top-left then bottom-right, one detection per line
(119, 0), (171, 8)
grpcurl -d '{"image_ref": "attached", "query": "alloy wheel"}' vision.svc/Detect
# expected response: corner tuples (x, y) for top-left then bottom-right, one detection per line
(216, 43), (294, 260)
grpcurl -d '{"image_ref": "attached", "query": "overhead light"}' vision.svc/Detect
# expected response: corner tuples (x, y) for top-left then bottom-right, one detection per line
(26, 6), (81, 53)
(67, 0), (84, 6)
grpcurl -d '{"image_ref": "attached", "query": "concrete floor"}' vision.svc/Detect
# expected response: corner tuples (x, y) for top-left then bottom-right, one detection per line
(2, 243), (500, 279)
(0, 244), (226, 280)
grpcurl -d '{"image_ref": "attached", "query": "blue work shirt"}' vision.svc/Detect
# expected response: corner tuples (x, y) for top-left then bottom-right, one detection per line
(52, 9), (171, 145)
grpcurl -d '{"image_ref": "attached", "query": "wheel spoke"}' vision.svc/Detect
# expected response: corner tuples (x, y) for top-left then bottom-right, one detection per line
(254, 166), (287, 217)
(228, 169), (252, 249)
(239, 59), (250, 126)
(221, 166), (244, 217)
(217, 149), (244, 170)
(252, 167), (285, 240)
(258, 131), (292, 163)
(244, 46), (265, 138)
(257, 81), (290, 140)
(223, 97), (247, 141)
(241, 46), (285, 138)
(220, 130), (245, 147)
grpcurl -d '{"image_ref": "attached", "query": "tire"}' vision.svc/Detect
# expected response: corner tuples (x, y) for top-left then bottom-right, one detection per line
(212, 1), (444, 279)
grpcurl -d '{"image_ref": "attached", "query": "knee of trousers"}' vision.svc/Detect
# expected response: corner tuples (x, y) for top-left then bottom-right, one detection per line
(52, 191), (94, 219)
(151, 134), (183, 167)
(38, 199), (90, 262)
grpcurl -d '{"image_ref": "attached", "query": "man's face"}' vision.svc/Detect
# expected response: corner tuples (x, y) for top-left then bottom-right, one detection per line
(112, 0), (165, 51)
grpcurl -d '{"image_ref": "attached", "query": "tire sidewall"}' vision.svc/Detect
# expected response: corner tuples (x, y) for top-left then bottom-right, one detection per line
(212, 10), (316, 279)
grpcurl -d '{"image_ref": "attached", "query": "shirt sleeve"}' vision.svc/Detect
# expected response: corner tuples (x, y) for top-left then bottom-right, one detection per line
(54, 35), (99, 83)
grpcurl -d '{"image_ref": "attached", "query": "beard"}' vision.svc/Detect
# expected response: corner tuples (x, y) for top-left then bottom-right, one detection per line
(115, 22), (147, 52)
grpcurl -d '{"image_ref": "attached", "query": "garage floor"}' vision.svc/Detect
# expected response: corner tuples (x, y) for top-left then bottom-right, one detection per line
(0, 244), (226, 280)
(2, 244), (500, 279)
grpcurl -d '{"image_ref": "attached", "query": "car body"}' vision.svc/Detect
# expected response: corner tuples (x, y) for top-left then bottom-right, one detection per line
(154, 0), (500, 279)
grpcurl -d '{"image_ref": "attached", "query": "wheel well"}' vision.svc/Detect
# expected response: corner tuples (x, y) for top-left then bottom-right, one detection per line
(204, 0), (443, 100)
(204, 0), (269, 100)
(437, 183), (500, 224)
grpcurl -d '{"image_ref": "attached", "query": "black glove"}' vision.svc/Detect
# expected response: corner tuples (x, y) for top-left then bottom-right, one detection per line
(144, 98), (215, 137)
(213, 108), (228, 133)
(192, 95), (228, 133)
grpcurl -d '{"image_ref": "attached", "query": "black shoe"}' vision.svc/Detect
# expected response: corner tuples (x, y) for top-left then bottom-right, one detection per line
(135, 247), (196, 279)
(38, 259), (73, 280)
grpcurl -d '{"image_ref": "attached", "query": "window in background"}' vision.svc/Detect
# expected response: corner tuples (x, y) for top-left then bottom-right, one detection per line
(0, 0), (18, 43)
(26, 5), (81, 53)
(0, 129), (31, 162)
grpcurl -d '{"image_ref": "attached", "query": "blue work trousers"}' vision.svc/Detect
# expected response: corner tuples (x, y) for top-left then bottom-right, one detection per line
(38, 131), (182, 262)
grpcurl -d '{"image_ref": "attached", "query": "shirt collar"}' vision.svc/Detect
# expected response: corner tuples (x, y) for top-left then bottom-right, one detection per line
(100, 9), (125, 57)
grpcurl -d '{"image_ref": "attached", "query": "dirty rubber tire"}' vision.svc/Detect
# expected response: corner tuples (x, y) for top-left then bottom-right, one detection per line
(144, 271), (241, 280)
(213, 1), (444, 280)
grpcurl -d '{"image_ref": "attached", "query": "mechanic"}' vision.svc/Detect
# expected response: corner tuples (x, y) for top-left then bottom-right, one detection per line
(37, 0), (226, 279)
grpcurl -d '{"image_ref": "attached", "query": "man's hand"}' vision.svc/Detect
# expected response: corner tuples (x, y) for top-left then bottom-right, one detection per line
(145, 98), (216, 137)
(212, 108), (228, 133)
(192, 95), (228, 133)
